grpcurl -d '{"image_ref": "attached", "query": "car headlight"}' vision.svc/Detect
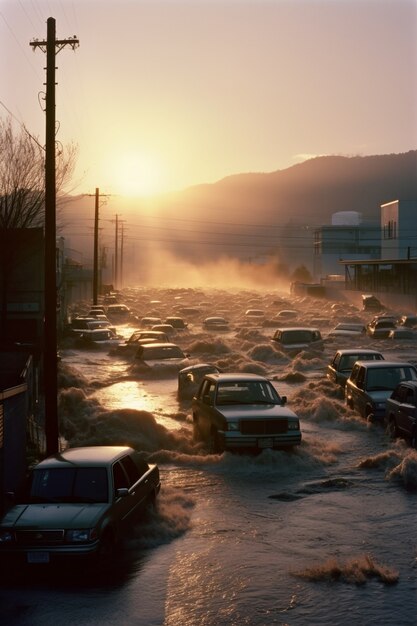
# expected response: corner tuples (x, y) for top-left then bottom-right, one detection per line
(65, 529), (96, 543)
(288, 420), (300, 431)
(227, 420), (240, 431)
(0, 529), (14, 543)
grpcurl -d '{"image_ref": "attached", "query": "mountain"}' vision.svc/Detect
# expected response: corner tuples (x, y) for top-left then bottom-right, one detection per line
(162, 150), (417, 223)
(61, 151), (417, 280)
(152, 150), (417, 267)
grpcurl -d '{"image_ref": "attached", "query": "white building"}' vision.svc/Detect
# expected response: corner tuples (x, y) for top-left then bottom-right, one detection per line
(381, 200), (417, 259)
(313, 212), (380, 280)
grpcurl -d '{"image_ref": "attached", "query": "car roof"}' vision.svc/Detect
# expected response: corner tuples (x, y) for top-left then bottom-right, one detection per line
(334, 349), (383, 356)
(275, 327), (320, 332)
(180, 363), (219, 374)
(139, 341), (179, 348)
(353, 360), (415, 369)
(36, 446), (134, 468)
(203, 373), (269, 383)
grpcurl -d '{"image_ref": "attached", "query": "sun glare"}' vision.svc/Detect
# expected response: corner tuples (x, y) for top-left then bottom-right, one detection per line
(109, 152), (164, 197)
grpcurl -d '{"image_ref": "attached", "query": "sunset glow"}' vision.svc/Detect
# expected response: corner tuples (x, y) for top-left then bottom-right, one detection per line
(2, 0), (416, 198)
(104, 152), (165, 197)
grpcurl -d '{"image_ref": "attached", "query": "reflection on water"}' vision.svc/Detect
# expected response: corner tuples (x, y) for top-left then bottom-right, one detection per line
(92, 380), (183, 431)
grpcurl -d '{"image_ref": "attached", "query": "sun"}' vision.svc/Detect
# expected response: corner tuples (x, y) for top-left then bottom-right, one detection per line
(108, 152), (165, 197)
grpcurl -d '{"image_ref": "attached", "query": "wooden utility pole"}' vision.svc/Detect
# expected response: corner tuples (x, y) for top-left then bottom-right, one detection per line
(30, 18), (79, 456)
(88, 189), (110, 304)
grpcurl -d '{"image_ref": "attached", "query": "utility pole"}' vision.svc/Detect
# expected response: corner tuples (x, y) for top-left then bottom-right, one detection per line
(87, 189), (110, 304)
(30, 18), (79, 456)
(114, 214), (119, 289)
(120, 222), (125, 289)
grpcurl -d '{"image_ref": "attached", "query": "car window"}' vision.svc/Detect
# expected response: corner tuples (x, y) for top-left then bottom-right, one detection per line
(215, 381), (279, 404)
(356, 367), (365, 388)
(332, 353), (341, 368)
(113, 461), (129, 491)
(120, 455), (141, 486)
(131, 452), (150, 478)
(405, 389), (415, 404)
(30, 467), (108, 503)
(203, 382), (216, 404)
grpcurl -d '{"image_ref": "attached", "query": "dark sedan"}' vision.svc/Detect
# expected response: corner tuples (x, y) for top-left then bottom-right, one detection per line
(0, 446), (160, 564)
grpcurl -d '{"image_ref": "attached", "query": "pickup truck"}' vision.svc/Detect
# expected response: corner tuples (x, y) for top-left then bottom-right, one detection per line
(385, 381), (417, 446)
(327, 349), (384, 387)
(192, 372), (301, 452)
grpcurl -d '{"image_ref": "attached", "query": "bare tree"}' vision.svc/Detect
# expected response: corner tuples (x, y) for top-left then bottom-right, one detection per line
(0, 115), (78, 228)
(0, 115), (78, 342)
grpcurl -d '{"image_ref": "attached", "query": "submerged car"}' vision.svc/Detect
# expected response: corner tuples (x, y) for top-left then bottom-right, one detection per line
(388, 328), (416, 341)
(0, 446), (160, 564)
(164, 316), (188, 329)
(345, 360), (417, 420)
(178, 363), (220, 400)
(77, 329), (121, 346)
(385, 381), (417, 446)
(202, 316), (230, 331)
(398, 315), (417, 329)
(327, 349), (384, 387)
(192, 373), (301, 452)
(106, 304), (132, 319)
(135, 342), (190, 367)
(366, 319), (397, 339)
(271, 327), (323, 354)
(327, 323), (366, 338)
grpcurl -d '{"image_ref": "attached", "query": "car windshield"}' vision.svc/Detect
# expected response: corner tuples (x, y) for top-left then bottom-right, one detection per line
(27, 467), (109, 503)
(216, 381), (280, 405)
(339, 353), (383, 371)
(366, 366), (417, 391)
(143, 346), (184, 359)
(282, 330), (315, 343)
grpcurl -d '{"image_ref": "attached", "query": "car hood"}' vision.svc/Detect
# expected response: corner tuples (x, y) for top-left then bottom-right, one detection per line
(218, 404), (298, 420)
(1, 503), (109, 529)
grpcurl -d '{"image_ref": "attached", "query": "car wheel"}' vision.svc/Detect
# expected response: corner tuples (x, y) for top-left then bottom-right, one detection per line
(365, 407), (375, 423)
(387, 418), (398, 440)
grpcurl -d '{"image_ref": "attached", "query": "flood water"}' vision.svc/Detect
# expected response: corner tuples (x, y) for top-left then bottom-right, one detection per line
(1, 287), (417, 626)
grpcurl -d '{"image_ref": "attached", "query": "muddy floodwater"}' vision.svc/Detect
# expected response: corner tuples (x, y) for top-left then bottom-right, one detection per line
(1, 287), (417, 626)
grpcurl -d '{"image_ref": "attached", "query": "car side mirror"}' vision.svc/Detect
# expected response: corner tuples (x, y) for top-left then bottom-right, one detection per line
(281, 396), (287, 405)
(116, 488), (129, 498)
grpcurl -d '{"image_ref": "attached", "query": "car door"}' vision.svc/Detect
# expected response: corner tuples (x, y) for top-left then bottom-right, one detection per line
(352, 365), (366, 415)
(194, 379), (217, 439)
(328, 352), (341, 383)
(111, 456), (147, 528)
(396, 385), (416, 438)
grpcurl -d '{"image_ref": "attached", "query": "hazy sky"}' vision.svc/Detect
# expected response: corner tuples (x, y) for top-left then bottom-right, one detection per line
(2, 0), (417, 198)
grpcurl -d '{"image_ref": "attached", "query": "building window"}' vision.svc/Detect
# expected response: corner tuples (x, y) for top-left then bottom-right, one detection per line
(384, 220), (397, 240)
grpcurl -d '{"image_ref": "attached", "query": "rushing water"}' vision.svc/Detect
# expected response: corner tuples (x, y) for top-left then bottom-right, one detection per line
(1, 287), (416, 626)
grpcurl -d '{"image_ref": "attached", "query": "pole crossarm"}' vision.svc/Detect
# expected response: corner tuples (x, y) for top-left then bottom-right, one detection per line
(30, 36), (79, 54)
